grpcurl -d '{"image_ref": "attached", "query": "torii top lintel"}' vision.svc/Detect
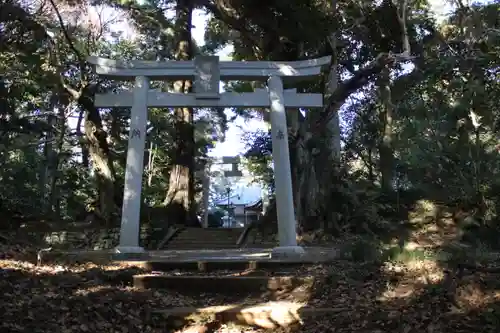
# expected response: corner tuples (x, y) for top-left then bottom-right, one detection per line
(86, 55), (331, 82)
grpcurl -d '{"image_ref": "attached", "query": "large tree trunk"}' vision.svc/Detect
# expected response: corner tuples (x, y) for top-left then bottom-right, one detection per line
(294, 0), (342, 233)
(294, 118), (340, 233)
(60, 79), (117, 224)
(164, 0), (197, 227)
(79, 92), (118, 225)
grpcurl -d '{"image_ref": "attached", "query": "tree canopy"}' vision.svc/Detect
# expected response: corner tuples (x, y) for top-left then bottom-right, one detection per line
(0, 0), (499, 245)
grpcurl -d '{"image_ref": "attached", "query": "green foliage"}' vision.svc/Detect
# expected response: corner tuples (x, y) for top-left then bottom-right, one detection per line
(2, 0), (500, 255)
(242, 130), (274, 190)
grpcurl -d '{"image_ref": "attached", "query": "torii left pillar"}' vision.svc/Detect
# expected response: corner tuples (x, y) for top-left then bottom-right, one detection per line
(115, 76), (149, 253)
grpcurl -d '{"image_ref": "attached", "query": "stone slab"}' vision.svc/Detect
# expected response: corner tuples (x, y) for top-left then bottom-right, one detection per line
(194, 55), (220, 97)
(141, 260), (309, 272)
(39, 247), (339, 267)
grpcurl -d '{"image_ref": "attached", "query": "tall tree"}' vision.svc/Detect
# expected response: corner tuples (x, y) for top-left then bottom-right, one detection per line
(163, 0), (198, 226)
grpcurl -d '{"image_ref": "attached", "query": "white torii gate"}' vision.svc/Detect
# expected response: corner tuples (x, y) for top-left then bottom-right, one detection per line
(87, 55), (331, 257)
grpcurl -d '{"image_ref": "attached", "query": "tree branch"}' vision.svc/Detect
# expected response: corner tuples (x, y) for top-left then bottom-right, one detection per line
(47, 0), (84, 66)
(203, 1), (264, 58)
(319, 0), (414, 126)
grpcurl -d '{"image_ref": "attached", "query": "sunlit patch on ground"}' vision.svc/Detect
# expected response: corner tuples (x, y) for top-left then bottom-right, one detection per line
(74, 284), (115, 296)
(455, 282), (500, 311)
(379, 259), (445, 303)
(384, 258), (443, 276)
(404, 198), (467, 250)
(408, 199), (439, 226)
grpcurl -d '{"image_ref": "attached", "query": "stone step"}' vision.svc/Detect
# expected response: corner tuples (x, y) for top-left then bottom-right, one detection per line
(168, 244), (240, 249)
(175, 230), (242, 233)
(170, 239), (240, 243)
(140, 259), (307, 272)
(168, 241), (239, 244)
(175, 228), (244, 234)
(166, 239), (240, 244)
(164, 227), (245, 250)
(171, 229), (243, 237)
(38, 247), (339, 267)
(172, 237), (240, 241)
(175, 231), (242, 235)
(171, 243), (240, 246)
(153, 302), (342, 329)
(174, 235), (242, 239)
(242, 241), (277, 247)
(133, 274), (316, 293)
(167, 241), (238, 244)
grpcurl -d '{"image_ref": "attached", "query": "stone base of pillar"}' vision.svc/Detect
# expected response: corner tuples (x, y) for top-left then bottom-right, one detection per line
(114, 246), (146, 253)
(113, 246), (148, 261)
(270, 246), (306, 259)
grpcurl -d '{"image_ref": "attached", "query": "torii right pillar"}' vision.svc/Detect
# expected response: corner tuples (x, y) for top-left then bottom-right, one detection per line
(267, 76), (305, 258)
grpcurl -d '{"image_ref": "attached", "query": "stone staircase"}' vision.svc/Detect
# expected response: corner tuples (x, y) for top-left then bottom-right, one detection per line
(130, 247), (340, 331)
(241, 227), (278, 249)
(42, 247), (340, 331)
(164, 227), (245, 250)
(135, 273), (319, 329)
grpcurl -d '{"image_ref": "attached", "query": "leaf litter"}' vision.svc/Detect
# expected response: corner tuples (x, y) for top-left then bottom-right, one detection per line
(2, 240), (500, 333)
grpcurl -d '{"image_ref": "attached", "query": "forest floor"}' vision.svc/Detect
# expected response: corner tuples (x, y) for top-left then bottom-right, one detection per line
(1, 219), (500, 332)
(1, 253), (500, 333)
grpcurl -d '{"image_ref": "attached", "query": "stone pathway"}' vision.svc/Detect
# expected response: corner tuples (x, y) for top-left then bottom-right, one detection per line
(40, 246), (340, 267)
(147, 247), (339, 262)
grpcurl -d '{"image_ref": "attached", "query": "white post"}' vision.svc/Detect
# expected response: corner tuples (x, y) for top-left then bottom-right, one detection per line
(115, 76), (149, 253)
(267, 76), (304, 256)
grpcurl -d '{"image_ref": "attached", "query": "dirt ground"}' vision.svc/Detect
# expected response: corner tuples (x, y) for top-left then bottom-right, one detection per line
(1, 246), (500, 333)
